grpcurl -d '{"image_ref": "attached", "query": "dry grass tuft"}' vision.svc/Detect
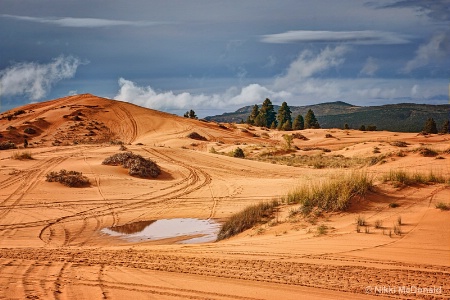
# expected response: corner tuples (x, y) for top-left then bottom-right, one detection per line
(286, 171), (373, 212)
(217, 200), (278, 241)
(11, 151), (33, 160)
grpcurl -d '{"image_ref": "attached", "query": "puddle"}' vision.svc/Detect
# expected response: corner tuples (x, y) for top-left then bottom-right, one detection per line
(102, 218), (221, 244)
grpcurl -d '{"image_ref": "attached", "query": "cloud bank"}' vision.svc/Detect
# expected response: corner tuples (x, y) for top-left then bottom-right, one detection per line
(1, 14), (170, 28)
(261, 30), (411, 45)
(115, 45), (447, 115)
(0, 55), (82, 100)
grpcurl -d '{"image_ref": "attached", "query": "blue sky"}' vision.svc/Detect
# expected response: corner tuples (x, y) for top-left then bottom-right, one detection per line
(1, 0), (449, 116)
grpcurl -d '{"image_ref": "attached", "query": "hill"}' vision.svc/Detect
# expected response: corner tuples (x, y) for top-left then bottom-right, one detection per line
(205, 101), (450, 132)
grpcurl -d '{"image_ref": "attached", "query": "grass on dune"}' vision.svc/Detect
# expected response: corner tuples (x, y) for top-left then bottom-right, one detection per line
(216, 200), (278, 241)
(382, 170), (447, 185)
(285, 171), (373, 212)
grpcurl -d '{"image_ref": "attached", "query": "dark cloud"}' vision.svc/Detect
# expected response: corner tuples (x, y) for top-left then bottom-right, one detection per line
(375, 0), (450, 22)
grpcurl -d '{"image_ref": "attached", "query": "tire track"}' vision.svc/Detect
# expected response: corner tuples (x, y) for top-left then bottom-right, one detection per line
(118, 104), (138, 143)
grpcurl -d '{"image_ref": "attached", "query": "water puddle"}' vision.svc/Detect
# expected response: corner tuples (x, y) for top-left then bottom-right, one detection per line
(101, 218), (221, 244)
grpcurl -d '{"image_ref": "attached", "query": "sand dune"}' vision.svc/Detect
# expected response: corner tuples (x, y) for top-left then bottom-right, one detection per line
(0, 94), (449, 299)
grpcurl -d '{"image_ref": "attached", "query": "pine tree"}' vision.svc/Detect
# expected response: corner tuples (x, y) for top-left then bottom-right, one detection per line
(254, 114), (264, 127)
(359, 125), (366, 131)
(247, 105), (259, 125)
(344, 123), (349, 130)
(304, 109), (320, 129)
(276, 102), (292, 130)
(423, 118), (438, 134)
(183, 111), (189, 118)
(188, 109), (198, 119)
(256, 98), (277, 128)
(292, 115), (304, 130)
(440, 120), (449, 134)
(282, 120), (292, 131)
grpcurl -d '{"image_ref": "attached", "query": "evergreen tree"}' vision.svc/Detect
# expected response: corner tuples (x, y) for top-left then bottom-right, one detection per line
(304, 109), (320, 129)
(440, 120), (449, 134)
(233, 147), (245, 158)
(292, 115), (304, 130)
(344, 123), (349, 130)
(254, 114), (264, 127)
(276, 102), (292, 130)
(270, 121), (276, 129)
(359, 125), (366, 131)
(183, 111), (189, 118)
(188, 109), (198, 119)
(247, 104), (259, 125)
(281, 120), (292, 131)
(256, 98), (277, 128)
(423, 118), (438, 134)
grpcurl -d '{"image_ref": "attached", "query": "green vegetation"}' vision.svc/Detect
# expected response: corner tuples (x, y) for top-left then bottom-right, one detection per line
(0, 141), (17, 150)
(316, 224), (328, 235)
(435, 202), (450, 211)
(285, 171), (373, 212)
(390, 141), (409, 147)
(183, 109), (198, 119)
(292, 114), (304, 130)
(254, 154), (378, 169)
(46, 169), (90, 187)
(11, 151), (33, 160)
(440, 120), (449, 134)
(383, 170), (446, 185)
(187, 132), (207, 141)
(304, 109), (320, 129)
(246, 105), (260, 125)
(416, 147), (438, 157)
(102, 152), (161, 178)
(423, 117), (438, 134)
(233, 147), (245, 158)
(374, 219), (383, 229)
(276, 102), (292, 131)
(254, 98), (277, 128)
(217, 200), (278, 241)
(389, 202), (400, 208)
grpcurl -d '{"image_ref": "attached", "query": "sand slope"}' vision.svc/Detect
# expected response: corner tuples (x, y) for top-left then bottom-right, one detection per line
(0, 94), (449, 299)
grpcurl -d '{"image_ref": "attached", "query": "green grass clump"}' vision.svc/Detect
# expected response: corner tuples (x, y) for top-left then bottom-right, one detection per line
(316, 224), (328, 235)
(217, 200), (278, 241)
(286, 171), (373, 212)
(46, 169), (90, 187)
(435, 202), (450, 211)
(102, 152), (161, 178)
(11, 151), (33, 160)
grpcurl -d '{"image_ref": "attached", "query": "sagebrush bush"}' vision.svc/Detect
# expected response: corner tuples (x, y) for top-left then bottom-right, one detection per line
(102, 152), (161, 178)
(46, 169), (90, 187)
(435, 202), (449, 211)
(217, 200), (278, 241)
(187, 132), (207, 141)
(11, 151), (33, 160)
(0, 141), (17, 150)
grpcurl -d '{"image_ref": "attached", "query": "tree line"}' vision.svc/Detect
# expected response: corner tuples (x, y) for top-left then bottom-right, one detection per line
(246, 98), (320, 131)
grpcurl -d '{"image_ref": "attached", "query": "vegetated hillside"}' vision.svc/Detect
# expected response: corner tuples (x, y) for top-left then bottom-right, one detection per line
(206, 101), (450, 132)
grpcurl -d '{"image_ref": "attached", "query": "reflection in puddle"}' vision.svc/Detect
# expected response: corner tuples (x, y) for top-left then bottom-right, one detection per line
(102, 218), (221, 244)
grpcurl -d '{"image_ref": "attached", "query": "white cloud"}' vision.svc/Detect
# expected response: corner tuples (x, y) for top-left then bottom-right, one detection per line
(403, 31), (450, 73)
(261, 30), (411, 45)
(359, 57), (379, 76)
(0, 55), (82, 100)
(273, 46), (348, 89)
(1, 14), (171, 28)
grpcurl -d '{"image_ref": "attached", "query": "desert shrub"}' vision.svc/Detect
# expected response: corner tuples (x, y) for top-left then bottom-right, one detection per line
(13, 109), (25, 116)
(11, 151), (33, 160)
(393, 224), (401, 235)
(0, 141), (17, 150)
(187, 132), (207, 141)
(435, 202), (450, 211)
(316, 224), (328, 235)
(233, 147), (245, 158)
(390, 141), (409, 147)
(356, 215), (366, 226)
(102, 152), (161, 178)
(217, 200), (278, 241)
(46, 169), (90, 187)
(292, 133), (309, 140)
(23, 127), (36, 134)
(286, 171), (373, 212)
(119, 144), (127, 151)
(389, 202), (400, 208)
(416, 147), (438, 157)
(374, 219), (383, 229)
(325, 133), (333, 138)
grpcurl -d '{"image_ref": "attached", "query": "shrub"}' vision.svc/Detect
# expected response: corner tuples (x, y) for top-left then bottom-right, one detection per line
(46, 169), (90, 187)
(316, 224), (328, 235)
(187, 132), (207, 141)
(24, 127), (36, 134)
(389, 202), (400, 208)
(11, 151), (33, 160)
(217, 201), (278, 241)
(102, 152), (161, 178)
(416, 147), (438, 157)
(325, 133), (333, 138)
(356, 215), (366, 226)
(390, 141), (409, 147)
(0, 141), (17, 150)
(233, 147), (245, 158)
(393, 224), (401, 235)
(292, 133), (309, 140)
(383, 170), (446, 185)
(374, 219), (383, 229)
(435, 202), (450, 211)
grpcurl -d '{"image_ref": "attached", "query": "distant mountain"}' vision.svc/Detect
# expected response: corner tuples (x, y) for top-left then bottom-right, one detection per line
(205, 101), (450, 132)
